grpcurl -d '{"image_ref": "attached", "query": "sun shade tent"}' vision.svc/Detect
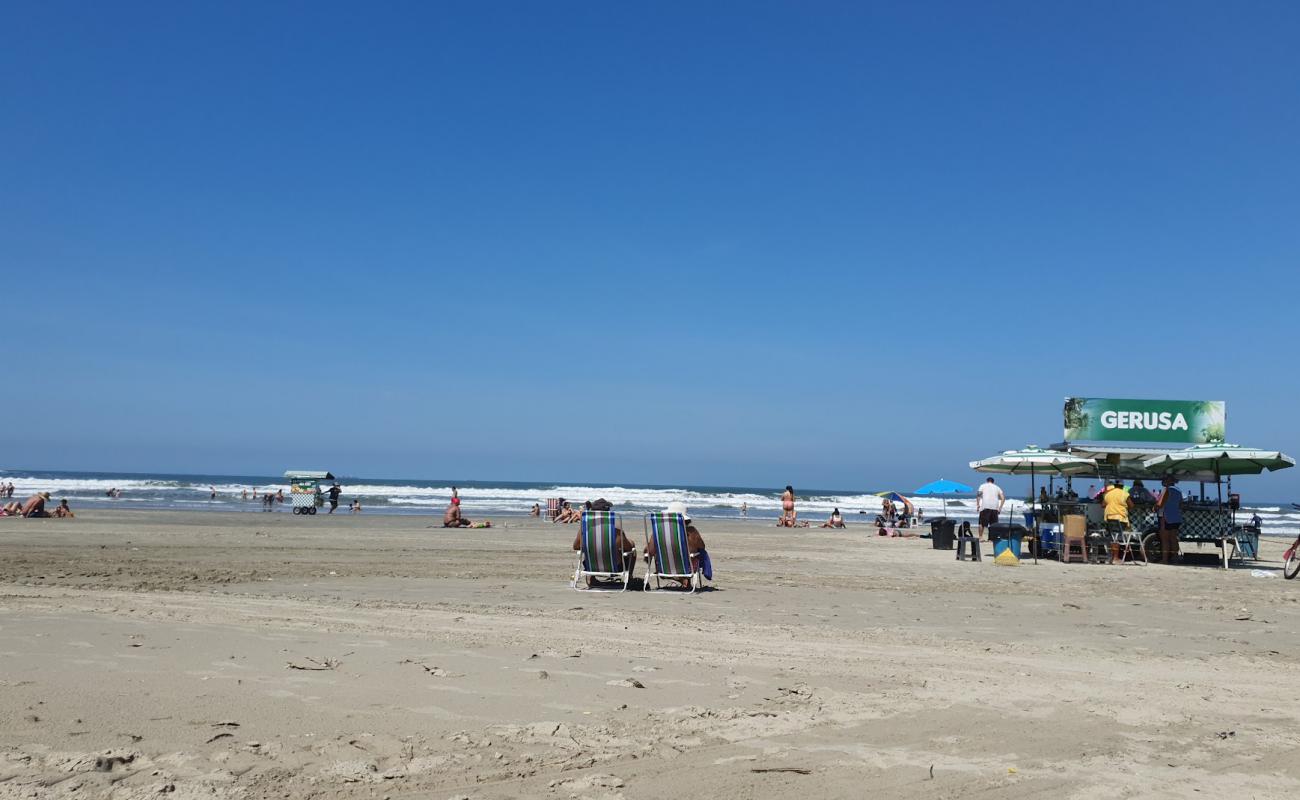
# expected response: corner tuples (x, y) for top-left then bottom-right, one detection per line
(969, 446), (1098, 563)
(913, 479), (974, 518)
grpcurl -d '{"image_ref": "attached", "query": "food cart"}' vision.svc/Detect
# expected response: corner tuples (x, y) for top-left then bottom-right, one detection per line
(975, 399), (1293, 568)
(1040, 442), (1294, 568)
(284, 470), (333, 515)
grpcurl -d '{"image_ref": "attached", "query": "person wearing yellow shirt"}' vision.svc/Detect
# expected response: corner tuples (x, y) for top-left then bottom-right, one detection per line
(1100, 479), (1133, 527)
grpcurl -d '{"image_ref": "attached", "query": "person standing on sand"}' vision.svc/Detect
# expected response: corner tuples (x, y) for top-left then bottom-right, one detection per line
(975, 477), (1004, 541)
(326, 482), (342, 514)
(780, 486), (796, 527)
(1155, 477), (1182, 564)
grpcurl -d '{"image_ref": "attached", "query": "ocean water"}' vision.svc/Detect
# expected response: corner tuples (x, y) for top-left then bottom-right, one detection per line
(1, 469), (1296, 539)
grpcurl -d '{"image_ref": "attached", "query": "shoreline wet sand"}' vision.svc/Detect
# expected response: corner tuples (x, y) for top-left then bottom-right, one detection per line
(2, 510), (1299, 798)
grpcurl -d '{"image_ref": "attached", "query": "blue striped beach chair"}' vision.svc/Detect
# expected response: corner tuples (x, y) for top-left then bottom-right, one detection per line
(643, 512), (701, 593)
(573, 510), (634, 592)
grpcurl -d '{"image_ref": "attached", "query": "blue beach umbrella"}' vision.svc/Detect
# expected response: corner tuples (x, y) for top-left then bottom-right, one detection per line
(914, 478), (974, 517)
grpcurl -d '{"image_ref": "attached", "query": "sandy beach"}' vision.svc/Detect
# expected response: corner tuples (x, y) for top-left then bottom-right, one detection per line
(2, 510), (1299, 799)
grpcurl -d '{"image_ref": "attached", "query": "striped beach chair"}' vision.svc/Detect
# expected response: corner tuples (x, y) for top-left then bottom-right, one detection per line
(643, 512), (701, 593)
(546, 498), (563, 522)
(573, 510), (633, 592)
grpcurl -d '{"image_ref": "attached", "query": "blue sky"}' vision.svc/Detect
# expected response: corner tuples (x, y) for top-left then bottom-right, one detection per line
(4, 1), (1299, 496)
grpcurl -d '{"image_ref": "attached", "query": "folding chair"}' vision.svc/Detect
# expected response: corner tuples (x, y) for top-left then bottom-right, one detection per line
(546, 498), (562, 522)
(572, 510), (634, 592)
(643, 512), (701, 593)
(1106, 520), (1147, 564)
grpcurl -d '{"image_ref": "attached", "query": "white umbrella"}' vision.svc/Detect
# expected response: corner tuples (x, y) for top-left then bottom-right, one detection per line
(969, 446), (1098, 562)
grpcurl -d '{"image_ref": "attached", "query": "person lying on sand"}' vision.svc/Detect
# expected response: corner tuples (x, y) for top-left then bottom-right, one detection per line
(1, 501), (23, 516)
(52, 499), (74, 518)
(821, 508), (846, 528)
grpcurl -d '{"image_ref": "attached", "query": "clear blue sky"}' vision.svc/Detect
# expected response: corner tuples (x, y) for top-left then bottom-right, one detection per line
(5, 1), (1299, 496)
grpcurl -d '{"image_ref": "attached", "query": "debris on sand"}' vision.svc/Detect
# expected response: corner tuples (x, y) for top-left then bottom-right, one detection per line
(286, 652), (353, 671)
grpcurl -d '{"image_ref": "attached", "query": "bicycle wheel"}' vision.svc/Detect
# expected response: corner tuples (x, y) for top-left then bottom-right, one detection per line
(1284, 543), (1300, 580)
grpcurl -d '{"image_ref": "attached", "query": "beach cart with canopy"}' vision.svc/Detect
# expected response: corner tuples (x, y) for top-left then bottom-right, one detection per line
(1042, 442), (1295, 568)
(284, 470), (334, 515)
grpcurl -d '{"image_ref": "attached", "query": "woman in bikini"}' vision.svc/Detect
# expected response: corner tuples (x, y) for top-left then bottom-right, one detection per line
(780, 485), (796, 527)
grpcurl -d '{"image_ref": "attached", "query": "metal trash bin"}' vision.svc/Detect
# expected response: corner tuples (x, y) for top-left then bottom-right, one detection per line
(930, 518), (956, 550)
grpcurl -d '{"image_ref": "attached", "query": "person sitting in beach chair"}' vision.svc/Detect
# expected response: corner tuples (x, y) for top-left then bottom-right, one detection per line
(644, 502), (711, 592)
(821, 508), (846, 528)
(572, 510), (637, 591)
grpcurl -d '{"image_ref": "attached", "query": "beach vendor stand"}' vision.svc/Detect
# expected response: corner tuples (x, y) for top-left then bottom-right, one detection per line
(1140, 444), (1293, 567)
(284, 470), (334, 515)
(969, 446), (1098, 564)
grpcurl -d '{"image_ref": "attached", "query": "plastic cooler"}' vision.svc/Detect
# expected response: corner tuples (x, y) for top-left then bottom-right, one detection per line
(1038, 523), (1062, 554)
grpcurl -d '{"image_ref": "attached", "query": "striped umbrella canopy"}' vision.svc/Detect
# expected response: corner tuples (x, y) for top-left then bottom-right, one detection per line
(968, 446), (1096, 564)
(968, 446), (1097, 476)
(1141, 443), (1295, 477)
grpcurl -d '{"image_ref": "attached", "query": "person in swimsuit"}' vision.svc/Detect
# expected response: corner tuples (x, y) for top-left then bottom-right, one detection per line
(780, 486), (796, 527)
(821, 508), (845, 528)
(21, 492), (51, 518)
(443, 497), (471, 527)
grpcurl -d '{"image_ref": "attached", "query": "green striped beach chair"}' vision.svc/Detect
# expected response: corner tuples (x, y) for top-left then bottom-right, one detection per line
(573, 510), (634, 592)
(643, 512), (701, 593)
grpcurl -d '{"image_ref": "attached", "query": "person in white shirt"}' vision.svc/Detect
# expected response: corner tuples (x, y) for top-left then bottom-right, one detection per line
(975, 477), (1005, 541)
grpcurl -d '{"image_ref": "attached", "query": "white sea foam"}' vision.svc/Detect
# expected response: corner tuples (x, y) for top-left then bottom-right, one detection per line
(3, 471), (1297, 537)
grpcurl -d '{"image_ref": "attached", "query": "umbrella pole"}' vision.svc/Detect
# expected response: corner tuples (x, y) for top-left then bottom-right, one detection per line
(1031, 467), (1038, 564)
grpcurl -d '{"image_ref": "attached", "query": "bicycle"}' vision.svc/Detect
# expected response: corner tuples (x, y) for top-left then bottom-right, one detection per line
(1284, 504), (1300, 580)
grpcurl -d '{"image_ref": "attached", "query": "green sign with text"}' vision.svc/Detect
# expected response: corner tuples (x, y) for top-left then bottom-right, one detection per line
(1063, 398), (1225, 444)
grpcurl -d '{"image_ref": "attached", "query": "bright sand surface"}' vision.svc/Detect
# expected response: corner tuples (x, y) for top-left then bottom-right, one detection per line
(2, 511), (1299, 799)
